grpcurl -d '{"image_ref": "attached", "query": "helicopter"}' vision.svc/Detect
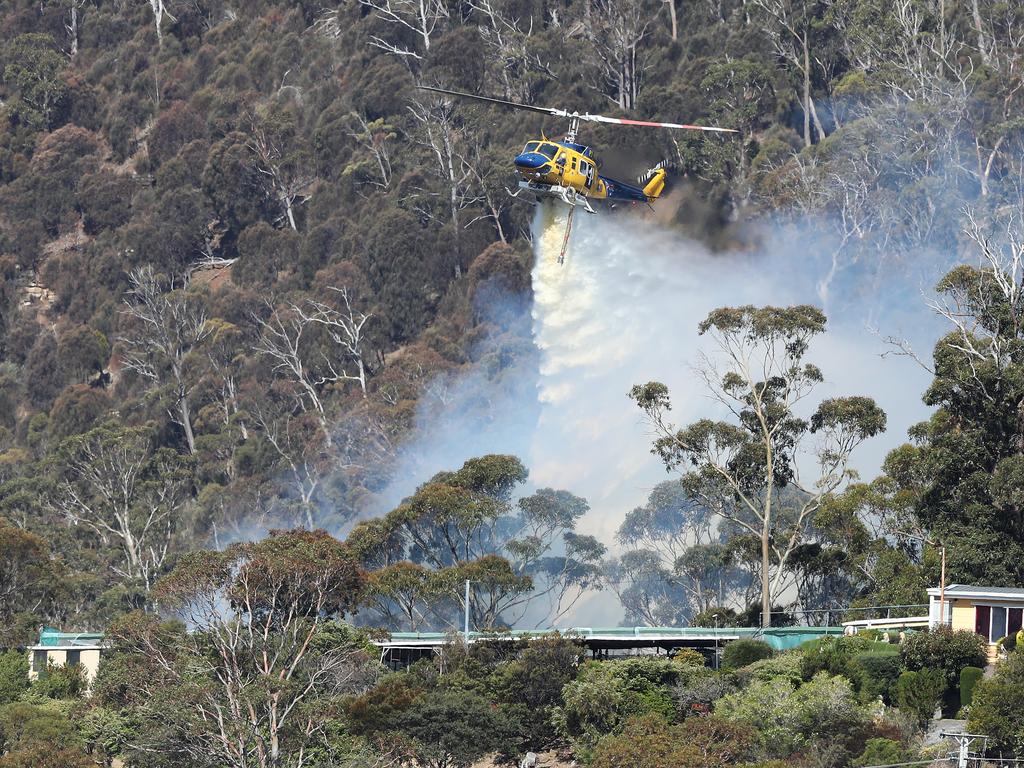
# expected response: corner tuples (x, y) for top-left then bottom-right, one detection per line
(416, 85), (737, 262)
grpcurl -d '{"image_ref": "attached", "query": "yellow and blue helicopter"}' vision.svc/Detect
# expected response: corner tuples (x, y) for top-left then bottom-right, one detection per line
(417, 85), (737, 261)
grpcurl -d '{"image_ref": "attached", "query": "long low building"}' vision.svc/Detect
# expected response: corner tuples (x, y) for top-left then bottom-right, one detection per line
(373, 625), (845, 669)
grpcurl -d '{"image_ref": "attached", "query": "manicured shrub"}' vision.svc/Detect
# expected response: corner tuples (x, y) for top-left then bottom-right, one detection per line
(960, 666), (984, 709)
(894, 669), (945, 727)
(722, 639), (773, 670)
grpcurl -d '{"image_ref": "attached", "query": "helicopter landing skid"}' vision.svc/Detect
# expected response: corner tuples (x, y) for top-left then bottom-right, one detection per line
(515, 181), (597, 215)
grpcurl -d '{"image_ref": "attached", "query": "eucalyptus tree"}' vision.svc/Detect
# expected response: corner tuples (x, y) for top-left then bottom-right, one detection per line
(348, 454), (604, 631)
(609, 480), (748, 625)
(632, 305), (886, 627)
(47, 422), (194, 592)
(101, 530), (374, 768)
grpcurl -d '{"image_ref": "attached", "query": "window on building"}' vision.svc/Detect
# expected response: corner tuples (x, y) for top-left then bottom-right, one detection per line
(1009, 607), (1023, 637)
(976, 605), (991, 638)
(32, 650), (47, 676)
(975, 604), (1024, 642)
(992, 606), (1008, 642)
(66, 650), (81, 667)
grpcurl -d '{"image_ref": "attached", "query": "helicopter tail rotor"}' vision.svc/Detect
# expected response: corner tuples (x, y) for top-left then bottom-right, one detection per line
(638, 161), (669, 200)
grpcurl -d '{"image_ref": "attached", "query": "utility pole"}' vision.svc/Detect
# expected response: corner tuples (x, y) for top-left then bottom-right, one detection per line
(941, 731), (988, 768)
(464, 579), (471, 645)
(939, 542), (947, 625)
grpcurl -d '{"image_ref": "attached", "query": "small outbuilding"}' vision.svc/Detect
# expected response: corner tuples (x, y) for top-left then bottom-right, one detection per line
(28, 627), (106, 688)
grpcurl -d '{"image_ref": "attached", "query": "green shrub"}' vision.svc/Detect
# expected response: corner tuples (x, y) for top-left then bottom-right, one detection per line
(959, 666), (984, 709)
(692, 607), (739, 628)
(671, 648), (707, 667)
(31, 662), (85, 700)
(716, 672), (870, 759)
(591, 713), (758, 768)
(799, 634), (875, 680)
(849, 650), (903, 703)
(734, 652), (803, 687)
(854, 738), (910, 767)
(967, 652), (1024, 754)
(553, 658), (685, 758)
(900, 627), (987, 691)
(894, 669), (945, 727)
(672, 668), (737, 715)
(722, 639), (773, 670)
(0, 651), (29, 705)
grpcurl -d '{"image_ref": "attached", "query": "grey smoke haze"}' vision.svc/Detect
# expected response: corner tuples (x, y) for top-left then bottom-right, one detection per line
(365, 202), (951, 625)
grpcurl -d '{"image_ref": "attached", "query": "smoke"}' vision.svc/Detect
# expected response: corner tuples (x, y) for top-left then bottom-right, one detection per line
(528, 204), (948, 623)
(363, 198), (950, 625)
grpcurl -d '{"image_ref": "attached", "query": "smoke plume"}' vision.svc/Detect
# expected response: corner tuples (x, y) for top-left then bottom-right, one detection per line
(368, 199), (949, 624)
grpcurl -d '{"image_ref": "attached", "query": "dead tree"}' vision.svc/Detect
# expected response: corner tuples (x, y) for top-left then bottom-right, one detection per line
(253, 303), (332, 442)
(407, 96), (480, 276)
(359, 0), (449, 59)
(50, 425), (190, 591)
(146, 0), (176, 45)
(750, 0), (825, 146)
(247, 115), (315, 232)
(120, 266), (210, 455)
(469, 0), (555, 101)
(302, 288), (373, 398)
(253, 289), (374, 445)
(251, 402), (327, 530)
(589, 0), (657, 110)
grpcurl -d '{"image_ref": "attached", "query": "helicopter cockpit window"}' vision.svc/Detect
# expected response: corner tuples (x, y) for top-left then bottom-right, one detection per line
(537, 144), (558, 159)
(523, 142), (540, 154)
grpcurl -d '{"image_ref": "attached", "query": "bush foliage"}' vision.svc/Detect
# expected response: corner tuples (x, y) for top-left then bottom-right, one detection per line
(722, 640), (774, 671)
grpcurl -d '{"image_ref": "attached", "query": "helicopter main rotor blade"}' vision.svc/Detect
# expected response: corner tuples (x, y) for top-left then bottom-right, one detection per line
(580, 113), (739, 134)
(416, 86), (565, 118)
(417, 85), (738, 134)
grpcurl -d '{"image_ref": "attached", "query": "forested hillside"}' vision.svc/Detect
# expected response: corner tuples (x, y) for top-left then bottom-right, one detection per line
(2, 0), (1024, 764)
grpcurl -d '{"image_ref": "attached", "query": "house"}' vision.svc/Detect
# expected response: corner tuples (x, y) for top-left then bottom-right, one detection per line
(928, 584), (1024, 660)
(28, 627), (106, 688)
